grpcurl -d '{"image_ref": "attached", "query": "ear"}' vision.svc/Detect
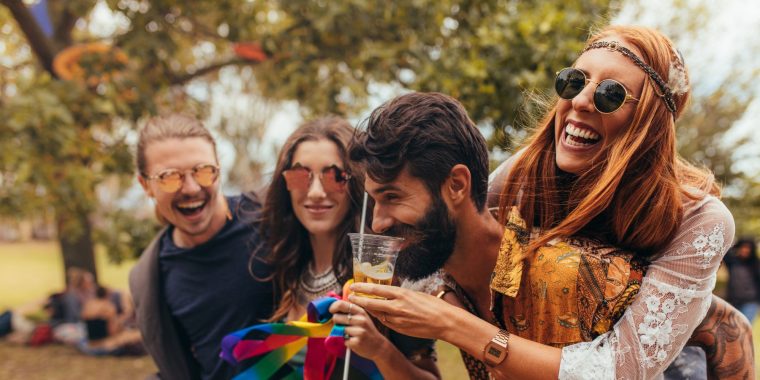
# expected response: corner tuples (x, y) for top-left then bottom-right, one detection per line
(138, 175), (154, 198)
(443, 164), (471, 208)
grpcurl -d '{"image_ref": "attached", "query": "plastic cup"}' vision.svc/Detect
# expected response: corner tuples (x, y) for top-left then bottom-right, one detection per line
(348, 233), (404, 298)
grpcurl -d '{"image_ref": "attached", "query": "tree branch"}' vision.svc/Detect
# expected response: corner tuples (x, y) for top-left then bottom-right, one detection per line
(169, 58), (258, 85)
(1, 0), (57, 75)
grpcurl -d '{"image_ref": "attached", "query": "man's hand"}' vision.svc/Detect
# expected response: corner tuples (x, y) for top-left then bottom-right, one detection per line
(348, 283), (457, 341)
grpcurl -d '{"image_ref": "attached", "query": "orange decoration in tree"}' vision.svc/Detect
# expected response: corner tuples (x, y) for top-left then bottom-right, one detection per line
(232, 42), (268, 62)
(53, 42), (128, 84)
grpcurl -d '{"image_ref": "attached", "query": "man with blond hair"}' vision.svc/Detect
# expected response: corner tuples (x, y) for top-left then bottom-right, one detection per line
(130, 114), (273, 380)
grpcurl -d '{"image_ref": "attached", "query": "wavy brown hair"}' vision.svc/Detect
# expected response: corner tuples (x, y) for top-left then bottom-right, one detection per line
(259, 116), (363, 322)
(499, 25), (719, 258)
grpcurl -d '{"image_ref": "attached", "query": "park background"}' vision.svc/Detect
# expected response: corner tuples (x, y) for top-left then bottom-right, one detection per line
(1, 0), (759, 378)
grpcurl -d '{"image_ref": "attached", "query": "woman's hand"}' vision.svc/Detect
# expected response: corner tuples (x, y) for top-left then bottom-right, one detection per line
(347, 283), (457, 341)
(329, 299), (391, 361)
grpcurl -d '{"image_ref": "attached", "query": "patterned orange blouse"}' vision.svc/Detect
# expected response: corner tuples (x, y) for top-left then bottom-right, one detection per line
(450, 209), (648, 379)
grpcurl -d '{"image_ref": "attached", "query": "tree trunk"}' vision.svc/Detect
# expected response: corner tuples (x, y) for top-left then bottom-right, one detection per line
(0, 0), (57, 75)
(56, 210), (97, 285)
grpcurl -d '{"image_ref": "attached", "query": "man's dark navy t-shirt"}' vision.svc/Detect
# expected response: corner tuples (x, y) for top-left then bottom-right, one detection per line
(159, 194), (273, 380)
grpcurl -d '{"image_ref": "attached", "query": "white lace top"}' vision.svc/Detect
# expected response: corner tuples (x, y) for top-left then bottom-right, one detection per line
(557, 196), (734, 379)
(488, 160), (736, 380)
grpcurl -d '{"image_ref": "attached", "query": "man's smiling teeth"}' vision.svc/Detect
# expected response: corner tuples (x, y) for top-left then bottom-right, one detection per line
(177, 200), (205, 209)
(565, 124), (600, 146)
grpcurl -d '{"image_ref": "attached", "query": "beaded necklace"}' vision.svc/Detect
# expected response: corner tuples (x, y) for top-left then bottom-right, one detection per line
(298, 263), (340, 303)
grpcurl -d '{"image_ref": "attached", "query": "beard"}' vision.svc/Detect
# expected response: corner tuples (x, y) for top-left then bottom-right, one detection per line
(387, 195), (457, 281)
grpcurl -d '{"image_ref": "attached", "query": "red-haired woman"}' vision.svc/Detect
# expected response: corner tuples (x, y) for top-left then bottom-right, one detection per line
(482, 25), (743, 379)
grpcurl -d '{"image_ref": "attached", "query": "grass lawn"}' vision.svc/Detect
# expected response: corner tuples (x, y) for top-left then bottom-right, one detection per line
(1, 241), (757, 379)
(0, 340), (156, 380)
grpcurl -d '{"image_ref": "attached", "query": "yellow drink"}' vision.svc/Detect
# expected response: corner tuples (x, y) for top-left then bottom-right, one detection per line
(353, 259), (366, 283)
(348, 232), (402, 300)
(353, 261), (394, 298)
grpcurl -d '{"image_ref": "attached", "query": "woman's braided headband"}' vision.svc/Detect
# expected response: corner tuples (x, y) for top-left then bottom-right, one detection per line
(583, 41), (683, 116)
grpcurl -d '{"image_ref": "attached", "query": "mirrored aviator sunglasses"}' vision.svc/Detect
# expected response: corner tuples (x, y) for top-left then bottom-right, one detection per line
(282, 165), (351, 193)
(554, 67), (639, 114)
(147, 164), (220, 193)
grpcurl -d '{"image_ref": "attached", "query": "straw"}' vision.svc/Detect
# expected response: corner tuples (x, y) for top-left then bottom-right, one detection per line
(358, 191), (368, 254)
(343, 191), (369, 380)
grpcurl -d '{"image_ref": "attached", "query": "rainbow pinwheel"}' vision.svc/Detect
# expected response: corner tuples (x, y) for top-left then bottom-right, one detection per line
(221, 293), (382, 380)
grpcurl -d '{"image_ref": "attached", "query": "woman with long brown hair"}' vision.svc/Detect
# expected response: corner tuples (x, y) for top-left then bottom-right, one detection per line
(257, 116), (439, 378)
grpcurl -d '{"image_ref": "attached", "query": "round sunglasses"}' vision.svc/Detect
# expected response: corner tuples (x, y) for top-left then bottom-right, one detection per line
(554, 67), (639, 114)
(282, 164), (351, 193)
(143, 164), (220, 193)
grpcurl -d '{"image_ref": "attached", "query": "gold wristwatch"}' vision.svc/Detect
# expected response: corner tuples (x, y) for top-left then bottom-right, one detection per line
(483, 329), (510, 367)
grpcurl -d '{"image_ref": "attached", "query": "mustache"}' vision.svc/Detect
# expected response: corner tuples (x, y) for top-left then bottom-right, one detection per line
(383, 224), (424, 246)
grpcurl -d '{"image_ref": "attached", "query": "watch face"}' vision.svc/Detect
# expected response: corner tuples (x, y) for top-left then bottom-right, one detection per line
(485, 329), (510, 366)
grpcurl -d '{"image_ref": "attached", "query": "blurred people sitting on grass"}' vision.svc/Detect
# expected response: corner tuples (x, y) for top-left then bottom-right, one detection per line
(61, 267), (96, 323)
(0, 267), (137, 352)
(0, 267), (95, 346)
(130, 114), (274, 380)
(0, 298), (51, 345)
(50, 267), (96, 345)
(724, 237), (760, 323)
(78, 285), (144, 356)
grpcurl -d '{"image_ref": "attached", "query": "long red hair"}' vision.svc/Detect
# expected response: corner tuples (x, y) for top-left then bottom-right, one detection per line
(499, 25), (719, 258)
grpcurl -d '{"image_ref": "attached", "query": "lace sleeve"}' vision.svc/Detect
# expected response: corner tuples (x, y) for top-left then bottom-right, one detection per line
(559, 196), (735, 380)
